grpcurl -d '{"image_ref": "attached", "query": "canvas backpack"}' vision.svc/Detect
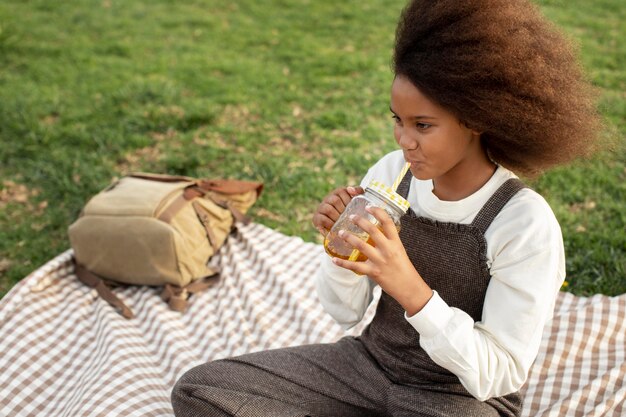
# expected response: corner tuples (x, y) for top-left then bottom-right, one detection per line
(68, 173), (263, 318)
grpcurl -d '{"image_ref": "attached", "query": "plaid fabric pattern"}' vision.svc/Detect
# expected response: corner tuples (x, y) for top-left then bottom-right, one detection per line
(0, 223), (624, 416)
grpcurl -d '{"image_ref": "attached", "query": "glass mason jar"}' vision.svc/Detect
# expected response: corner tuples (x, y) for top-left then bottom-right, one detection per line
(323, 180), (410, 262)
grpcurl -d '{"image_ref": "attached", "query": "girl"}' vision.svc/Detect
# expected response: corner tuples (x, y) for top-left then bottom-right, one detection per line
(172, 0), (600, 416)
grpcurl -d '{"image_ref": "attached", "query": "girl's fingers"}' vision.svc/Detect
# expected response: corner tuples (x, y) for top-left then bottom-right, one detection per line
(365, 206), (398, 238)
(347, 186), (365, 197)
(349, 212), (386, 243)
(338, 229), (378, 261)
(312, 210), (334, 231)
(314, 186), (364, 232)
(318, 201), (341, 222)
(327, 186), (362, 211)
(332, 188), (353, 209)
(331, 256), (370, 276)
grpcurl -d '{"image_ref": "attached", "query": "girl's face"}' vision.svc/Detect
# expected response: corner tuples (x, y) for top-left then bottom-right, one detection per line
(390, 75), (489, 186)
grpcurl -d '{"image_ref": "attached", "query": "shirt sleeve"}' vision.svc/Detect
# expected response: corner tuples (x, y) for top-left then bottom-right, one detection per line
(315, 254), (376, 330)
(405, 193), (566, 401)
(314, 151), (403, 329)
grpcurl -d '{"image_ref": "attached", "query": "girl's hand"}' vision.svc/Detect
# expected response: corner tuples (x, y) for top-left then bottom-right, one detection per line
(312, 186), (364, 236)
(331, 206), (433, 315)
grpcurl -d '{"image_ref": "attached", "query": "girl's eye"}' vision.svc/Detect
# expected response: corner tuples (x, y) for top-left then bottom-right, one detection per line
(416, 123), (432, 130)
(391, 115), (401, 124)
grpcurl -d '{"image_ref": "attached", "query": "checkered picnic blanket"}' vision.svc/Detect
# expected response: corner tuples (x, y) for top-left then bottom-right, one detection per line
(0, 223), (624, 416)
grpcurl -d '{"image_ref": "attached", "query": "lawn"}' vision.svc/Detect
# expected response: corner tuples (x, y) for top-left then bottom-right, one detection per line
(0, 0), (624, 299)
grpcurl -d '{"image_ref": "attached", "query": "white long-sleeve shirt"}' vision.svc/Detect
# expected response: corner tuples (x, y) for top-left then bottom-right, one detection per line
(315, 150), (565, 401)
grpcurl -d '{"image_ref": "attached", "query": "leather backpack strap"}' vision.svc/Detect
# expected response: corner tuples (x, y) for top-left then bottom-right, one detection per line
(191, 201), (219, 249)
(158, 186), (204, 223)
(128, 173), (263, 198)
(228, 203), (250, 225)
(198, 179), (263, 196)
(185, 273), (220, 293)
(158, 178), (262, 225)
(161, 185), (252, 227)
(212, 199), (251, 225)
(160, 284), (188, 312)
(128, 172), (196, 183)
(73, 261), (134, 319)
(198, 179), (262, 225)
(160, 273), (220, 312)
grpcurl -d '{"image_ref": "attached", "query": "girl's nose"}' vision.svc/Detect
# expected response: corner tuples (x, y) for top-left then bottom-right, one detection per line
(397, 129), (418, 150)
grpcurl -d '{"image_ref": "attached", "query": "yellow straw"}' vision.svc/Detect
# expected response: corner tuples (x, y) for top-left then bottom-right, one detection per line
(392, 162), (411, 191)
(348, 248), (361, 262)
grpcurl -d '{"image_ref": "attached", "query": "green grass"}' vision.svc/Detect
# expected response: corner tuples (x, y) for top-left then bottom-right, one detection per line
(0, 0), (624, 298)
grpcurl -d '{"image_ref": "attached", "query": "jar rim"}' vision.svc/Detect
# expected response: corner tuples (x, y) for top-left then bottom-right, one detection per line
(366, 180), (410, 213)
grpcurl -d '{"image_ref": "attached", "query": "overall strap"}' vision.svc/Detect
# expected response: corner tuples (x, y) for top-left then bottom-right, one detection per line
(470, 178), (527, 234)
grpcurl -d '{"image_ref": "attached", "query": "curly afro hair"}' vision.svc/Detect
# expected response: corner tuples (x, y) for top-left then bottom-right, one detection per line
(393, 0), (601, 176)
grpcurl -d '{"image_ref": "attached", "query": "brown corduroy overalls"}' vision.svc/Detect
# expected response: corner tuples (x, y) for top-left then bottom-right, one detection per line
(171, 174), (525, 417)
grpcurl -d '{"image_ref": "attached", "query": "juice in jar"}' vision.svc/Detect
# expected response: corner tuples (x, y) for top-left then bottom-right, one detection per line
(324, 231), (375, 262)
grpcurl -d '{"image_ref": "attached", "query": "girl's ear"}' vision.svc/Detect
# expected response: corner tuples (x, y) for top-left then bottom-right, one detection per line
(460, 120), (483, 136)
